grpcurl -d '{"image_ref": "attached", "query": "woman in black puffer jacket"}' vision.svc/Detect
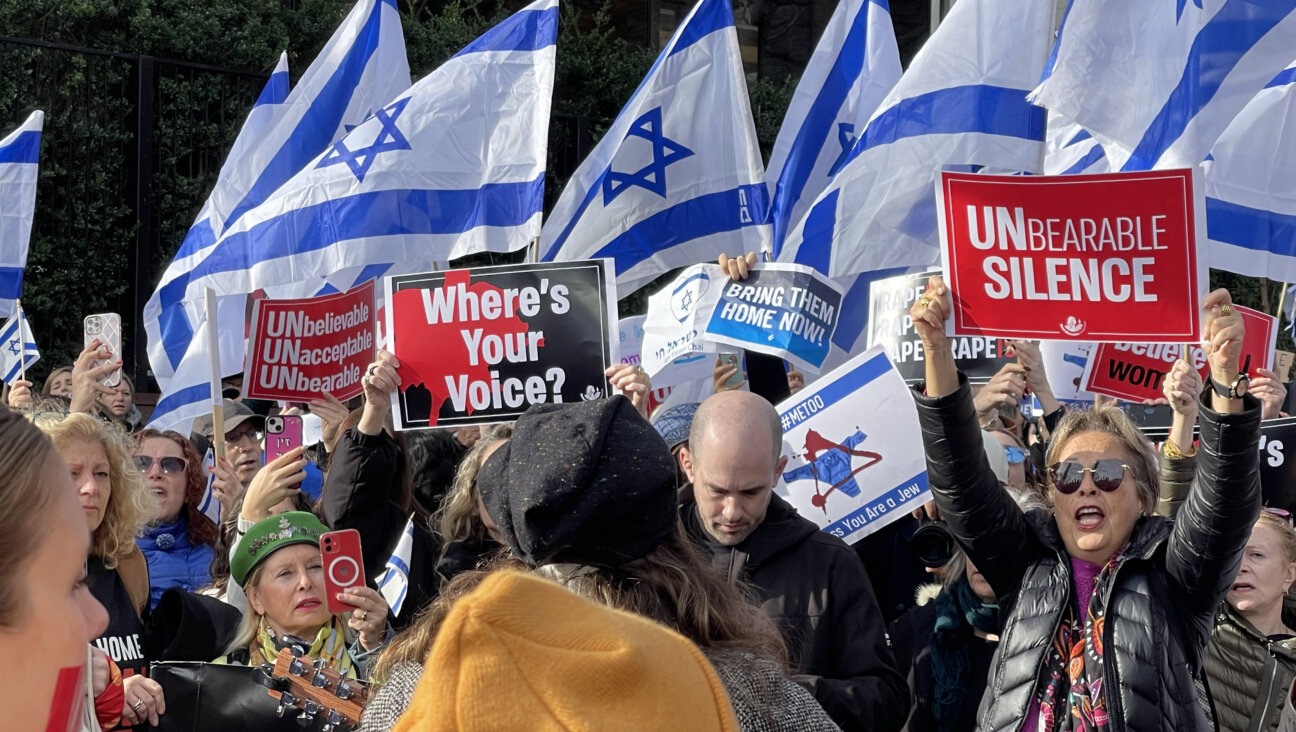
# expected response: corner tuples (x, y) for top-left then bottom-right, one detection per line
(909, 276), (1261, 731)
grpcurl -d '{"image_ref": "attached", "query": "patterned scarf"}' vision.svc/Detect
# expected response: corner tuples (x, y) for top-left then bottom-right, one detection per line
(1034, 552), (1123, 731)
(255, 616), (357, 679)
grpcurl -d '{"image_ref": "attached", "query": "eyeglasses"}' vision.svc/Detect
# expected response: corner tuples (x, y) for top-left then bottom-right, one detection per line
(225, 427), (263, 447)
(1004, 446), (1027, 465)
(134, 455), (188, 474)
(1264, 507), (1294, 527)
(1048, 459), (1131, 494)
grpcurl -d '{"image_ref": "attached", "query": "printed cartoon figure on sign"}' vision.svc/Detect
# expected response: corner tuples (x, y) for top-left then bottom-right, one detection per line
(782, 429), (883, 512)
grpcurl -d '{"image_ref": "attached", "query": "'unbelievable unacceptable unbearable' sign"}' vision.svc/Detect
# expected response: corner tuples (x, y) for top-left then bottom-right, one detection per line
(937, 169), (1206, 342)
(385, 261), (617, 430)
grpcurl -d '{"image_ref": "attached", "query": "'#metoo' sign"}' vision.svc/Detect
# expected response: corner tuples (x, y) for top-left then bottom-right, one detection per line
(937, 169), (1206, 342)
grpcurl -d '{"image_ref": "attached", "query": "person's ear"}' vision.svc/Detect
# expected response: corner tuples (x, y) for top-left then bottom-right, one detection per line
(680, 446), (696, 484)
(774, 454), (788, 482)
(1285, 561), (1296, 594)
(245, 584), (265, 616)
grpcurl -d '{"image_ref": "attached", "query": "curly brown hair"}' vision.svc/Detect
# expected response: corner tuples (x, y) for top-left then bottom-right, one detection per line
(134, 429), (220, 548)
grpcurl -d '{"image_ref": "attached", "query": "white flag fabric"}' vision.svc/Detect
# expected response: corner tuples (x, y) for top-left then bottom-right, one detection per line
(0, 309), (39, 384)
(1043, 111), (1108, 176)
(175, 0), (556, 310)
(539, 0), (768, 293)
(0, 111), (43, 319)
(375, 516), (414, 616)
(1030, 0), (1296, 172)
(1203, 62), (1296, 282)
(777, 0), (1056, 278)
(195, 447), (221, 526)
(765, 0), (901, 254)
(147, 0), (411, 432)
(149, 299), (221, 432)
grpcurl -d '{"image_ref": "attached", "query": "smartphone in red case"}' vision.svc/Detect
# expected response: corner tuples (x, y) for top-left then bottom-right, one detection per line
(320, 529), (366, 614)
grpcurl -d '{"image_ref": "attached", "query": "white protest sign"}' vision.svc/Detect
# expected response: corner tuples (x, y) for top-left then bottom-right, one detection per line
(619, 315), (713, 390)
(775, 345), (929, 544)
(642, 264), (722, 377)
(1040, 340), (1098, 405)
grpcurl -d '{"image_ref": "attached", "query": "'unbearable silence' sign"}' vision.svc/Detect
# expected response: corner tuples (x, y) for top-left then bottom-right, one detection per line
(938, 169), (1205, 342)
(385, 261), (617, 430)
(867, 270), (1014, 384)
(244, 280), (376, 402)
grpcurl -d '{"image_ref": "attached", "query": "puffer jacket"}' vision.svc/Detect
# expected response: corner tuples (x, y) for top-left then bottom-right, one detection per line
(915, 373), (1262, 731)
(137, 516), (215, 613)
(1207, 602), (1296, 732)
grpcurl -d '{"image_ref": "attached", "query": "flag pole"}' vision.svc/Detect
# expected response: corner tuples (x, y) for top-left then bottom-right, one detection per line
(204, 288), (226, 461)
(15, 299), (26, 383)
(530, 237), (540, 263)
(1277, 282), (1289, 321)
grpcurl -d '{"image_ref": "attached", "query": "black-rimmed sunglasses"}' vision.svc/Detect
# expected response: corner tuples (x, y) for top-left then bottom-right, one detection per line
(1048, 459), (1130, 494)
(134, 455), (188, 475)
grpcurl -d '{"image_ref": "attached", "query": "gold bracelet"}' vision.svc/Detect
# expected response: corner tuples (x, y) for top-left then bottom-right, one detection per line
(1162, 438), (1197, 459)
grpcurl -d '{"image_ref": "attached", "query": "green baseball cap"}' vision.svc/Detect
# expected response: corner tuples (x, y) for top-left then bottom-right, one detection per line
(232, 512), (329, 586)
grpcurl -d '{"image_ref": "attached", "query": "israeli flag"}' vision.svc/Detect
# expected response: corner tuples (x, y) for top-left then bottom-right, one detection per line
(195, 447), (221, 525)
(1030, 0), (1296, 173)
(1203, 62), (1296, 283)
(375, 516), (414, 616)
(0, 111), (43, 319)
(539, 0), (769, 293)
(0, 309), (39, 384)
(765, 0), (901, 255)
(145, 0), (411, 387)
(149, 297), (222, 432)
(777, 0), (1056, 278)
(1043, 111), (1108, 176)
(174, 0), (556, 308)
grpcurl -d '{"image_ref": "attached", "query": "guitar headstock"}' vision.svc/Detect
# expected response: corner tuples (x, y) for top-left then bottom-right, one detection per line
(255, 646), (370, 731)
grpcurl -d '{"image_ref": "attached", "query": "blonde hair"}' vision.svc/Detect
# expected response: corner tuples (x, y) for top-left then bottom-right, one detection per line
(29, 411), (151, 569)
(1043, 405), (1160, 513)
(0, 406), (61, 625)
(434, 424), (513, 549)
(224, 561), (355, 664)
(1256, 511), (1296, 565)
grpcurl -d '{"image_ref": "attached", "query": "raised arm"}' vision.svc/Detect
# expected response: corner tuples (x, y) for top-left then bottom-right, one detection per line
(909, 275), (1034, 598)
(1155, 358), (1201, 518)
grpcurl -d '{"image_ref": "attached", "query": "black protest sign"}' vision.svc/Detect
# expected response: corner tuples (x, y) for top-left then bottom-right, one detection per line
(385, 260), (618, 429)
(1141, 416), (1296, 512)
(866, 270), (1014, 384)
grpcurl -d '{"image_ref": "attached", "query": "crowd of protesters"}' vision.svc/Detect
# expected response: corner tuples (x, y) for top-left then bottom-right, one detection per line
(5, 256), (1296, 732)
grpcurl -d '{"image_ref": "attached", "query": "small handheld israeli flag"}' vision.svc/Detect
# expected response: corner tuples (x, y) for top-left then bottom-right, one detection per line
(376, 516), (414, 616)
(196, 447), (221, 525)
(0, 307), (39, 384)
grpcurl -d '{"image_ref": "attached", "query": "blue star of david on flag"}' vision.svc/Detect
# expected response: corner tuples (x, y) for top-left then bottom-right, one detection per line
(1175, 0), (1203, 23)
(827, 123), (857, 178)
(6, 337), (18, 356)
(317, 97), (413, 183)
(601, 106), (695, 205)
(783, 430), (870, 499)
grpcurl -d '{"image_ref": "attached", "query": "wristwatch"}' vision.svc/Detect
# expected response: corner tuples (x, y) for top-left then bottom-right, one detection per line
(1209, 372), (1250, 399)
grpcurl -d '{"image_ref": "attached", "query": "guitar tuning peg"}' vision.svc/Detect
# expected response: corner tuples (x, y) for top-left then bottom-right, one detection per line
(297, 700), (321, 727)
(276, 692), (297, 719)
(289, 657), (306, 676)
(313, 658), (327, 671)
(312, 670), (330, 689)
(322, 709), (345, 732)
(335, 681), (353, 700)
(287, 642), (306, 658)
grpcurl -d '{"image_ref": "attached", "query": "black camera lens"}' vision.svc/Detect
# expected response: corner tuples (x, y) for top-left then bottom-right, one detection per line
(912, 521), (957, 569)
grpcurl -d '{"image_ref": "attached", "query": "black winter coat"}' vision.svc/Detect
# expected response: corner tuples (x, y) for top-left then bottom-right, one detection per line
(681, 491), (909, 732)
(321, 428), (442, 629)
(915, 374), (1262, 731)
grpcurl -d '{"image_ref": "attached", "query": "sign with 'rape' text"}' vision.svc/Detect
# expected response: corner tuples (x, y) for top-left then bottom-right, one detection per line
(1081, 304), (1276, 403)
(775, 346), (928, 544)
(385, 261), (618, 430)
(641, 263), (843, 376)
(244, 280), (376, 402)
(937, 169), (1206, 342)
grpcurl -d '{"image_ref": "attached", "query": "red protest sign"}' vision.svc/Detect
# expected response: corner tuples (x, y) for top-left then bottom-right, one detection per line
(1081, 305), (1277, 403)
(243, 280), (376, 402)
(937, 169), (1205, 342)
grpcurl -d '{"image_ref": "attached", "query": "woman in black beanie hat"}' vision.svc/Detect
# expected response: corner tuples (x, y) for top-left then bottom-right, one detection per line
(362, 396), (842, 732)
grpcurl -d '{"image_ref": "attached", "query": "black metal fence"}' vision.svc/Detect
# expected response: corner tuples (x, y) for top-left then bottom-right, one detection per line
(0, 36), (599, 394)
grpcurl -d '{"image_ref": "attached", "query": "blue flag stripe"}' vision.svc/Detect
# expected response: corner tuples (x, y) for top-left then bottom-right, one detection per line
(381, 555), (411, 579)
(190, 174), (545, 281)
(152, 382), (212, 422)
(0, 131), (40, 164)
(1122, 0), (1296, 171)
(1267, 67), (1296, 89)
(669, 0), (736, 58)
(1207, 197), (1296, 255)
(1060, 143), (1106, 175)
(222, 0), (392, 231)
(587, 184), (769, 274)
(0, 267), (24, 299)
(457, 6), (558, 56)
(792, 189), (841, 271)
(254, 68), (290, 108)
(1039, 0), (1077, 83)
(769, 4), (873, 252)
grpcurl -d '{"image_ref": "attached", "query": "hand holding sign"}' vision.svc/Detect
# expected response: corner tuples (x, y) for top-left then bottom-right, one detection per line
(1202, 289), (1245, 384)
(1162, 358), (1202, 415)
(909, 276), (960, 398)
(718, 252), (758, 280)
(605, 363), (652, 419)
(359, 350), (401, 436)
(1251, 368), (1288, 420)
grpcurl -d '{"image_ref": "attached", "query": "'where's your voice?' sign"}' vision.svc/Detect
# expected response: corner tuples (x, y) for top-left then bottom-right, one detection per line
(385, 260), (618, 430)
(867, 270), (1015, 384)
(937, 169), (1206, 342)
(775, 346), (928, 544)
(243, 280), (376, 402)
(642, 263), (843, 375)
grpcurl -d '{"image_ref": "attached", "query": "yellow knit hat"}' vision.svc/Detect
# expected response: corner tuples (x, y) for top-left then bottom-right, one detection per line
(391, 571), (740, 732)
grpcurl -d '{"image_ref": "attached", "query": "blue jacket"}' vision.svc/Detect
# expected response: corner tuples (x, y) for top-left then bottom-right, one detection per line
(137, 516), (216, 612)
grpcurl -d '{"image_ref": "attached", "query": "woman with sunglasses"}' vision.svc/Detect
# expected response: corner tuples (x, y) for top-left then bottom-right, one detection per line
(909, 275), (1261, 731)
(133, 429), (220, 613)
